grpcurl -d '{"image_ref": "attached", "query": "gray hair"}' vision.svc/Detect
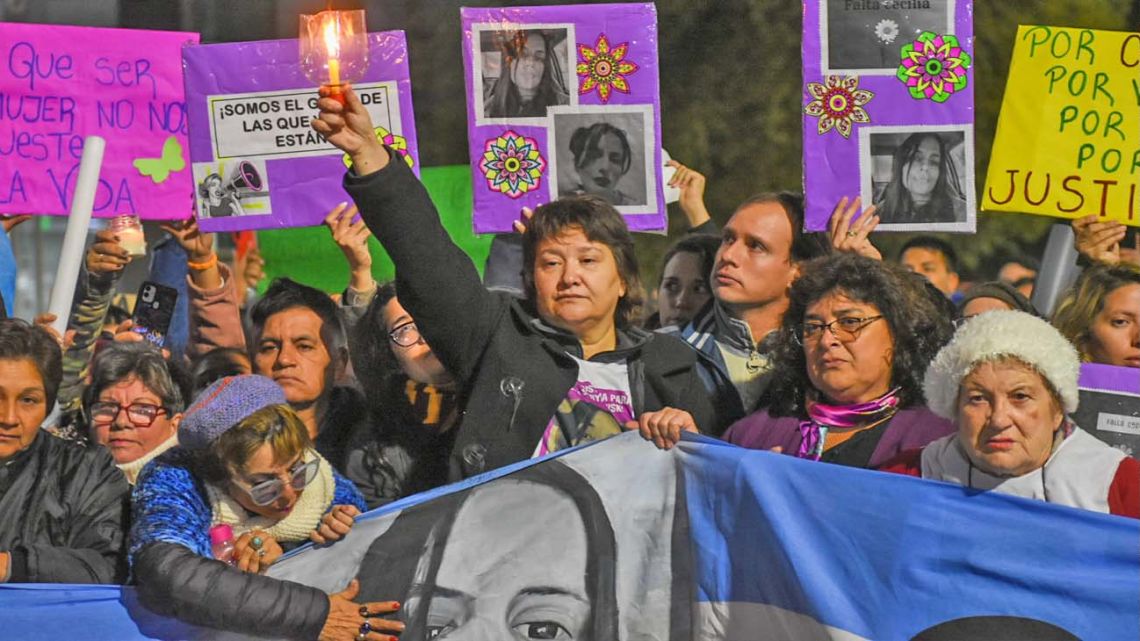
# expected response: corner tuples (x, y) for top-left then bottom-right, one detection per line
(84, 342), (185, 415)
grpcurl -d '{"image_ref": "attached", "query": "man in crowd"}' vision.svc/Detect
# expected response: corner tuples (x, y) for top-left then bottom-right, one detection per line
(663, 192), (827, 433)
(898, 236), (960, 299)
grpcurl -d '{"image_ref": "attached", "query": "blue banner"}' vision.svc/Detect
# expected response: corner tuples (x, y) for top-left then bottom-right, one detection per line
(2, 433), (1137, 640)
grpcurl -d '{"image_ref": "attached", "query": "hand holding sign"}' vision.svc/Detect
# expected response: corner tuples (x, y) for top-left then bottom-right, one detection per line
(1072, 214), (1128, 265)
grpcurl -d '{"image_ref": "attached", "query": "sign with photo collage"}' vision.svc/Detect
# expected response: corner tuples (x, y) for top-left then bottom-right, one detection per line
(182, 32), (420, 232)
(801, 1), (976, 232)
(462, 3), (665, 233)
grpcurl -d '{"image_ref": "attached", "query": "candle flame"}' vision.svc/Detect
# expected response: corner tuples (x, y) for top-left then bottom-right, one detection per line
(323, 15), (340, 58)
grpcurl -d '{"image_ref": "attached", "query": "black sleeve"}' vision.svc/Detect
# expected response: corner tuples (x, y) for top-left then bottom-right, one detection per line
(14, 448), (129, 584)
(687, 219), (719, 236)
(343, 155), (505, 384)
(134, 542), (330, 640)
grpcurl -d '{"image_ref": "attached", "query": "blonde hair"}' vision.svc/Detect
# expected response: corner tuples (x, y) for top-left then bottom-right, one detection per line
(1052, 262), (1140, 361)
(199, 404), (311, 483)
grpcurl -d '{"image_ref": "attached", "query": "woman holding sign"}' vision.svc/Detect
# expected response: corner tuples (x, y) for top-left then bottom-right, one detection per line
(313, 86), (714, 479)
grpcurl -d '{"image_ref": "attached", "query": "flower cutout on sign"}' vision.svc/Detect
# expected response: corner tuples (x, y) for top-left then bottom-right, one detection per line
(576, 33), (639, 103)
(803, 75), (873, 139)
(480, 131), (546, 199)
(897, 31), (972, 103)
(874, 19), (899, 45)
(343, 126), (414, 169)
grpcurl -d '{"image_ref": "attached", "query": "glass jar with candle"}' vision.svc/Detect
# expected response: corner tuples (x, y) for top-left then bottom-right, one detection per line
(109, 214), (147, 257)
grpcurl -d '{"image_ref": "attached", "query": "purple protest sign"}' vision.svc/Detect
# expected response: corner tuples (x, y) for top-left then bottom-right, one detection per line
(1073, 363), (1140, 457)
(462, 3), (664, 234)
(183, 32), (419, 232)
(0, 24), (198, 219)
(802, 1), (975, 232)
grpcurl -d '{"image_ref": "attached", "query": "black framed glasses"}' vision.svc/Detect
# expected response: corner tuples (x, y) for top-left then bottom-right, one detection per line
(234, 458), (320, 506)
(388, 321), (423, 347)
(800, 315), (884, 343)
(88, 402), (168, 427)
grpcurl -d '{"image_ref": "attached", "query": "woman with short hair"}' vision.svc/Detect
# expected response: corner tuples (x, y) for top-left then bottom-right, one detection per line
(0, 318), (129, 584)
(83, 342), (184, 484)
(313, 87), (714, 478)
(130, 375), (392, 640)
(881, 311), (1138, 517)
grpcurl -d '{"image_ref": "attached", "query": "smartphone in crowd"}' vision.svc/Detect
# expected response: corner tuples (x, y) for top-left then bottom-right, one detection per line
(131, 281), (178, 348)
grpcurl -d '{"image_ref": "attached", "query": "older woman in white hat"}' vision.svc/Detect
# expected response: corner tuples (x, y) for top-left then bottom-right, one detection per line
(881, 311), (1138, 518)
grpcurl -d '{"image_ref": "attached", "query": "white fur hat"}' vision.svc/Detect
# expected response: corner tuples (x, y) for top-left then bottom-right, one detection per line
(923, 310), (1080, 419)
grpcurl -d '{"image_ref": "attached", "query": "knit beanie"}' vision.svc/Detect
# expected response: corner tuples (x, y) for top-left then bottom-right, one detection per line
(957, 281), (1038, 317)
(179, 375), (287, 450)
(923, 310), (1080, 420)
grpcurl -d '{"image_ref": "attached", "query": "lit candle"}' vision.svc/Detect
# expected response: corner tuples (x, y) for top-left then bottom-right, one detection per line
(323, 17), (343, 102)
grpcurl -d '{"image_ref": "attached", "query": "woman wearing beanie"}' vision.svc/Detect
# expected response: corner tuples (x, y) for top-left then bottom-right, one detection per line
(130, 375), (400, 641)
(881, 311), (1139, 518)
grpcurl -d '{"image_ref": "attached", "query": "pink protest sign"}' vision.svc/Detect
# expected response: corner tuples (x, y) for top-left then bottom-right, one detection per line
(0, 23), (198, 219)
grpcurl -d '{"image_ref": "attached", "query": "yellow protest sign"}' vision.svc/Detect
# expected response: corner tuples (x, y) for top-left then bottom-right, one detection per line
(983, 26), (1140, 226)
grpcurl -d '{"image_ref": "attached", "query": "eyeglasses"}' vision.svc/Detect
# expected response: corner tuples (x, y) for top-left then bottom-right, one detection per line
(88, 402), (168, 427)
(233, 458), (320, 506)
(799, 315), (884, 343)
(388, 321), (423, 347)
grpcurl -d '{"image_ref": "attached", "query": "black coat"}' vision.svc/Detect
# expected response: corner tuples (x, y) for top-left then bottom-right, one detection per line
(0, 430), (129, 583)
(344, 154), (715, 479)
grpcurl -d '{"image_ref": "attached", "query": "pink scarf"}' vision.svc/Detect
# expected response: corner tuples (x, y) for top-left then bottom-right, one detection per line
(796, 388), (901, 460)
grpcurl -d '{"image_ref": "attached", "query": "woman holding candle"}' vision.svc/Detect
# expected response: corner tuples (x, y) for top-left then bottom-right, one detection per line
(313, 86), (714, 478)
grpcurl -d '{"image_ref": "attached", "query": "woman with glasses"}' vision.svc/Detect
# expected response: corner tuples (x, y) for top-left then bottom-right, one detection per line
(344, 283), (458, 510)
(641, 254), (956, 470)
(130, 375), (395, 641)
(83, 342), (185, 484)
(0, 319), (130, 584)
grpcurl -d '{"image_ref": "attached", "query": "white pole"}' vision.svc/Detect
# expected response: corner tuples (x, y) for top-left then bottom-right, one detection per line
(47, 136), (105, 335)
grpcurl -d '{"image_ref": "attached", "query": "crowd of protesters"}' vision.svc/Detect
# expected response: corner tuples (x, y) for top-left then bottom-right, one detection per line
(0, 84), (1136, 640)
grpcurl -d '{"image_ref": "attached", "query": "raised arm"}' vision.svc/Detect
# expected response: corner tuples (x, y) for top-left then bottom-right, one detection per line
(313, 86), (502, 382)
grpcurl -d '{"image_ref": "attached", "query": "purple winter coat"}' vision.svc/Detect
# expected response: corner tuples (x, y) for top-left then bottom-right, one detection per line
(722, 406), (954, 470)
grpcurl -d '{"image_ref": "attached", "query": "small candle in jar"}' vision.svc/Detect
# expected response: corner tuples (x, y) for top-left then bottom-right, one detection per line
(110, 215), (147, 257)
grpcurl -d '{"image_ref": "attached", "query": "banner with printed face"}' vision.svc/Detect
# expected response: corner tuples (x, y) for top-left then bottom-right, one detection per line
(0, 24), (198, 219)
(462, 3), (665, 233)
(3, 433), (1137, 640)
(983, 26), (1140, 226)
(802, 1), (976, 232)
(182, 32), (419, 232)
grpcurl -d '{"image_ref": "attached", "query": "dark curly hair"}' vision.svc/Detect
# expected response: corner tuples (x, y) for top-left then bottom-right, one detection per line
(764, 253), (954, 417)
(522, 195), (644, 328)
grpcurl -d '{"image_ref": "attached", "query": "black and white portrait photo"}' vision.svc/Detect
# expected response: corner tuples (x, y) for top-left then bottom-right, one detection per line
(861, 126), (974, 231)
(475, 24), (574, 122)
(823, 0), (953, 74)
(549, 105), (655, 212)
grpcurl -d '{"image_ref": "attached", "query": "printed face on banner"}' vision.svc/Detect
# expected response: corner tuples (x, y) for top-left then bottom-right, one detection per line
(802, 0), (975, 232)
(823, 0), (954, 75)
(463, 5), (664, 234)
(266, 434), (686, 640)
(0, 24), (198, 219)
(860, 125), (975, 230)
(182, 33), (419, 232)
